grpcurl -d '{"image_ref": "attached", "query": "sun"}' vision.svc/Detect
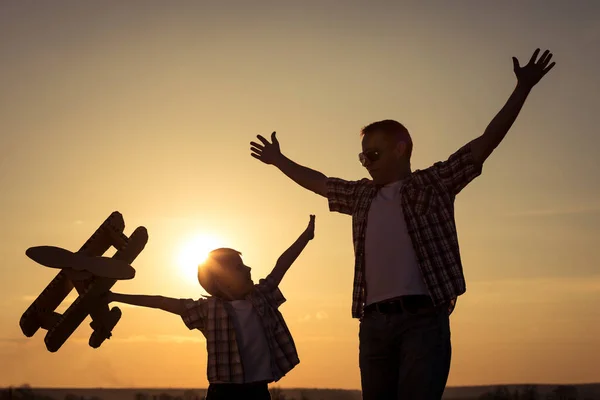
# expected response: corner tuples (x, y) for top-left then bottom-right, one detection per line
(176, 233), (228, 284)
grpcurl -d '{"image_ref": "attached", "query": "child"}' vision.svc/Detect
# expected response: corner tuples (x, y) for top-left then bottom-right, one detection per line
(107, 215), (316, 400)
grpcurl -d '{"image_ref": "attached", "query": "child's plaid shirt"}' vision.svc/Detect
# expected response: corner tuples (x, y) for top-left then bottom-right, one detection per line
(327, 143), (483, 319)
(180, 274), (299, 384)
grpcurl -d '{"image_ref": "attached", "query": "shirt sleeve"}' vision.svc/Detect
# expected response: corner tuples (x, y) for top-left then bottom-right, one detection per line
(180, 298), (208, 331)
(429, 143), (483, 196)
(326, 177), (368, 215)
(255, 275), (286, 308)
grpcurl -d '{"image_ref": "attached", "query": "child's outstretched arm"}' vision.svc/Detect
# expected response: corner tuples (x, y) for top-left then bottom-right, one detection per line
(108, 292), (185, 316)
(269, 214), (315, 287)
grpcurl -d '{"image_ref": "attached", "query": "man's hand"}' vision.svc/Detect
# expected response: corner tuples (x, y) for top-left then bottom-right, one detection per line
(513, 48), (556, 89)
(250, 132), (282, 165)
(469, 48), (556, 166)
(304, 214), (316, 240)
(249, 131), (329, 197)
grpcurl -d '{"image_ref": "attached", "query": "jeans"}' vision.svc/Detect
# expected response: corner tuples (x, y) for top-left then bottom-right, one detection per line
(359, 305), (452, 400)
(206, 381), (271, 400)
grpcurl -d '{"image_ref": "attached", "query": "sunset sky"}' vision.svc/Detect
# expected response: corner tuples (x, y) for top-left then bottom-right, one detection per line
(1, 0), (599, 390)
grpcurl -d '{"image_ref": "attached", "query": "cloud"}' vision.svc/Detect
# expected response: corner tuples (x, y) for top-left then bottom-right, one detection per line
(73, 353), (133, 387)
(298, 311), (329, 322)
(298, 314), (311, 322)
(315, 311), (329, 320)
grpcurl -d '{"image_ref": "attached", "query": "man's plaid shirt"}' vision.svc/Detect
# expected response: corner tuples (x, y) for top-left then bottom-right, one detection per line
(179, 275), (299, 384)
(327, 143), (483, 319)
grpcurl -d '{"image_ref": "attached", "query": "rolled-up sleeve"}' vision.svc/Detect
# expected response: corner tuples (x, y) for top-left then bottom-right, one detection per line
(255, 275), (286, 308)
(180, 298), (208, 331)
(430, 143), (483, 196)
(326, 177), (367, 215)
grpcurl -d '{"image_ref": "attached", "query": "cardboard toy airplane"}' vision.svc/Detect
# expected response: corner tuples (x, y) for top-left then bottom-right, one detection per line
(19, 211), (148, 352)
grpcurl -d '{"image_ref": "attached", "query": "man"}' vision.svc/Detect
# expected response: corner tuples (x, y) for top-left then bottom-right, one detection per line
(249, 49), (555, 399)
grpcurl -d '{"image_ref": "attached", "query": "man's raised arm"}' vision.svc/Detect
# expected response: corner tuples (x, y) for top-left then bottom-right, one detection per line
(250, 132), (328, 197)
(470, 48), (556, 166)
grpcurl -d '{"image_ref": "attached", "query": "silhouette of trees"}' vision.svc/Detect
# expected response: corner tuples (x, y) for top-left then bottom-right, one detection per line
(520, 385), (540, 400)
(130, 392), (204, 400)
(181, 390), (197, 400)
(2, 385), (596, 400)
(268, 387), (312, 400)
(10, 385), (36, 400)
(551, 385), (578, 400)
(475, 384), (596, 400)
(298, 391), (310, 400)
(269, 387), (287, 400)
(64, 394), (80, 400)
(0, 385), (56, 400)
(478, 386), (513, 400)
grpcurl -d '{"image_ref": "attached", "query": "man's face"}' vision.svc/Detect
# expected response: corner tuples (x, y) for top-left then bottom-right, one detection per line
(360, 130), (405, 185)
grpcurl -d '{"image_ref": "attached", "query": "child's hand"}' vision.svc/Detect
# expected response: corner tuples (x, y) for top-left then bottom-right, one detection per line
(305, 214), (315, 240)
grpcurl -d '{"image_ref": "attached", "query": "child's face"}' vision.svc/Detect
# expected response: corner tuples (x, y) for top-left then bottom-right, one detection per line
(217, 254), (254, 300)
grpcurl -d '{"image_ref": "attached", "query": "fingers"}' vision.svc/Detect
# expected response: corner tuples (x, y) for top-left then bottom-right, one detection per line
(538, 49), (551, 65)
(256, 135), (271, 146)
(518, 48), (556, 81)
(250, 138), (265, 160)
(250, 146), (263, 156)
(512, 57), (520, 71)
(309, 215), (316, 238)
(540, 52), (553, 68)
(542, 61), (556, 76)
(528, 48), (540, 64)
(250, 141), (264, 153)
(250, 141), (264, 150)
(250, 137), (268, 161)
(535, 49), (555, 76)
(252, 133), (277, 150)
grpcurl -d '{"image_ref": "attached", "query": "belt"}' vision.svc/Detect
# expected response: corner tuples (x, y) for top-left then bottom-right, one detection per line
(364, 295), (435, 315)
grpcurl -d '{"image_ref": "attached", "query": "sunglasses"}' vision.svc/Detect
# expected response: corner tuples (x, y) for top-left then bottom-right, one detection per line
(358, 150), (382, 166)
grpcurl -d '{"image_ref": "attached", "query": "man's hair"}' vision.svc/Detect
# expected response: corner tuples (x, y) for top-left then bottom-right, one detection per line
(360, 119), (413, 159)
(197, 248), (242, 298)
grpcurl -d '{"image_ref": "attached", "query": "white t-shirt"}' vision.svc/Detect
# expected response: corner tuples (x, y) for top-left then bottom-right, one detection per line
(364, 180), (429, 305)
(228, 300), (274, 383)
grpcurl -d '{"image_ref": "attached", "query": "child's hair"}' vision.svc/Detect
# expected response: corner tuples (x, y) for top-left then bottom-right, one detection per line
(197, 248), (242, 297)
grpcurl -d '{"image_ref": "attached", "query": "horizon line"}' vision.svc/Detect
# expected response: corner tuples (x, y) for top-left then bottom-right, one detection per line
(4, 382), (600, 389)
